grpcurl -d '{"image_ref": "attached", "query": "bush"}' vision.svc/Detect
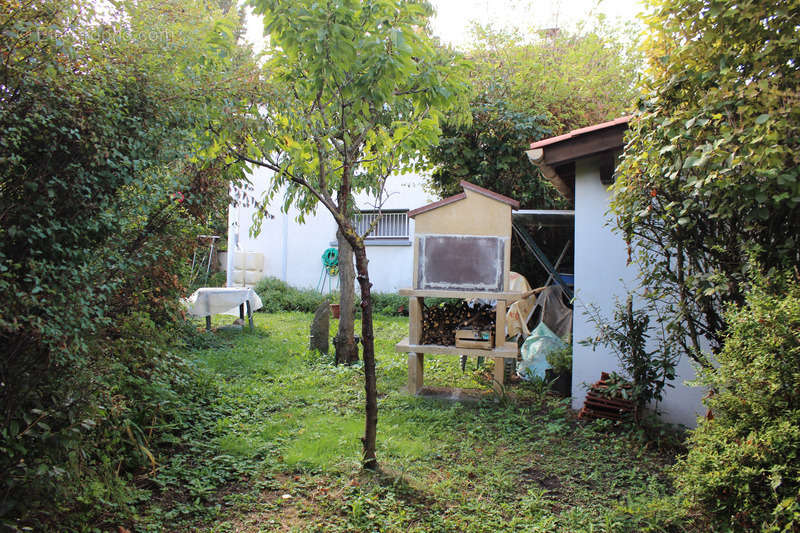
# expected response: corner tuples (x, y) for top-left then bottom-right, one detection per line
(545, 344), (572, 374)
(0, 0), (254, 526)
(254, 277), (329, 313)
(370, 293), (409, 316)
(581, 296), (679, 414)
(254, 280), (417, 317)
(674, 271), (800, 530)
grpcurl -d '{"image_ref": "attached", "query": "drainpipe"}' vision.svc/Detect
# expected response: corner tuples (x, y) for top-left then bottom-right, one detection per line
(226, 197), (240, 287)
(281, 211), (289, 282)
(525, 148), (573, 200)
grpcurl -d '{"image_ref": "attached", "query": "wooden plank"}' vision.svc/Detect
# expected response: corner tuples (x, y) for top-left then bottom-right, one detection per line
(398, 288), (523, 302)
(542, 125), (626, 167)
(395, 337), (518, 358)
(246, 300), (254, 331)
(494, 300), (506, 348)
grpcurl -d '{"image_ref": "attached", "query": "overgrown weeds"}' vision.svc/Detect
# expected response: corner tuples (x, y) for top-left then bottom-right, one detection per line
(139, 312), (699, 532)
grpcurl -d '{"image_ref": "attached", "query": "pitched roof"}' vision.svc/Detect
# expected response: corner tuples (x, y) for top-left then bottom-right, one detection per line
(408, 192), (466, 218)
(459, 180), (520, 209)
(408, 180), (519, 218)
(529, 116), (631, 150)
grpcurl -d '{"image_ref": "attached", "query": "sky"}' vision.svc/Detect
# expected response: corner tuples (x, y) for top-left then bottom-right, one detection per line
(244, 0), (646, 52)
(430, 0), (644, 47)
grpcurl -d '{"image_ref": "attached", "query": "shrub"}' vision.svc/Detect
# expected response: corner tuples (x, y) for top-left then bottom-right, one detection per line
(582, 296), (679, 414)
(545, 343), (572, 374)
(254, 277), (329, 313)
(370, 293), (409, 316)
(674, 271), (800, 530)
(0, 0), (254, 526)
(254, 281), (417, 317)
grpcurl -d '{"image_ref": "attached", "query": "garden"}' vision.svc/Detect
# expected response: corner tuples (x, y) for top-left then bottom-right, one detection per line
(133, 309), (690, 532)
(2, 0), (799, 531)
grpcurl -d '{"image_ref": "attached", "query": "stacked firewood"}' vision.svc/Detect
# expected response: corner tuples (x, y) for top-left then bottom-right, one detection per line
(420, 300), (495, 345)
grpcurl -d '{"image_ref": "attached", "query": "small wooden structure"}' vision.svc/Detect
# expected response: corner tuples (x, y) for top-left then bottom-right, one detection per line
(395, 181), (523, 394)
(578, 372), (637, 421)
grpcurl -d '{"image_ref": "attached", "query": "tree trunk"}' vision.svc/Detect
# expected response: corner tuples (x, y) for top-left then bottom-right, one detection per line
(335, 228), (359, 365)
(353, 241), (378, 470)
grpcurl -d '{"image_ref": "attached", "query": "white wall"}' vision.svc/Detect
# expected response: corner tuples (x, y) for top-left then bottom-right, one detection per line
(228, 167), (434, 294)
(571, 157), (705, 427)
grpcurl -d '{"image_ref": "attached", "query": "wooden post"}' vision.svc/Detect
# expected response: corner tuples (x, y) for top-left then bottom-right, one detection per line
(239, 303), (245, 320)
(408, 296), (424, 394)
(408, 353), (424, 395)
(205, 315), (211, 331)
(246, 300), (254, 331)
(492, 357), (505, 395)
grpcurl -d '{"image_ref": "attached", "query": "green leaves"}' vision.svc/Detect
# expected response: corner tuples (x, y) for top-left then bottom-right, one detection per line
(612, 0), (800, 363)
(675, 271), (800, 531)
(0, 0), (258, 525)
(425, 95), (561, 209)
(754, 113), (770, 125)
(246, 0), (470, 221)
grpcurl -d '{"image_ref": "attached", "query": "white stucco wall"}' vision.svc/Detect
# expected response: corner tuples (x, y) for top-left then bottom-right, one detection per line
(227, 167), (434, 294)
(572, 156), (705, 427)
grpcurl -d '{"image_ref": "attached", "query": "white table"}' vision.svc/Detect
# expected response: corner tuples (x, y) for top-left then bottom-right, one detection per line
(184, 287), (263, 330)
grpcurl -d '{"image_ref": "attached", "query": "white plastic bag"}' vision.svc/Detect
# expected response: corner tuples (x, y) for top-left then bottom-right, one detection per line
(518, 322), (567, 380)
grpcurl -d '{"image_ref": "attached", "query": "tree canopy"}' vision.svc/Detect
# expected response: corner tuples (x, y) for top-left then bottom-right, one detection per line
(0, 0), (256, 524)
(613, 0), (800, 364)
(425, 21), (640, 209)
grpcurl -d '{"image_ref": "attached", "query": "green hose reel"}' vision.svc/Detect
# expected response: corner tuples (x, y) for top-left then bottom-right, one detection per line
(322, 247), (339, 276)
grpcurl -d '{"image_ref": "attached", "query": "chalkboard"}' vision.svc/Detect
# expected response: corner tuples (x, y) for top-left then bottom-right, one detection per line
(416, 235), (505, 291)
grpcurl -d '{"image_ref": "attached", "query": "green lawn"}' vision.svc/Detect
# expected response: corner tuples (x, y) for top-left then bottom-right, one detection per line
(144, 311), (692, 532)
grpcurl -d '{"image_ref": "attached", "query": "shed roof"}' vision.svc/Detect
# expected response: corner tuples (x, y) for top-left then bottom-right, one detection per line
(529, 116), (630, 150)
(409, 180), (519, 218)
(526, 116), (631, 203)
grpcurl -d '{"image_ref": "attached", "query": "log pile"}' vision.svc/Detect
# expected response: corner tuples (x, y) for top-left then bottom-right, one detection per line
(420, 300), (494, 345)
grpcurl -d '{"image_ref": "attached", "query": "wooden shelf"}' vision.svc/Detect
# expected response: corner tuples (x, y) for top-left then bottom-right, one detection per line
(398, 288), (524, 302)
(395, 337), (518, 358)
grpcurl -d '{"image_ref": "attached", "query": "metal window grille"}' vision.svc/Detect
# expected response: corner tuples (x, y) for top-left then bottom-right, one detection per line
(354, 210), (409, 239)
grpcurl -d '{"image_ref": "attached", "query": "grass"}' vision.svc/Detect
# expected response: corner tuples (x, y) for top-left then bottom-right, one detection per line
(136, 311), (697, 532)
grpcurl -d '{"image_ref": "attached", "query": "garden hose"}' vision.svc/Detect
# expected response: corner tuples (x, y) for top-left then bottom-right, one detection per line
(322, 247), (339, 276)
(316, 247), (340, 293)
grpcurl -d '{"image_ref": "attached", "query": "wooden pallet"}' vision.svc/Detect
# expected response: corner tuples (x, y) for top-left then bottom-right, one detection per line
(579, 373), (636, 421)
(579, 391), (635, 421)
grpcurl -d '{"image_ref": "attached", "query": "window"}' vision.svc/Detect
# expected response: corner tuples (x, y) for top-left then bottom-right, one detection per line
(353, 210), (409, 240)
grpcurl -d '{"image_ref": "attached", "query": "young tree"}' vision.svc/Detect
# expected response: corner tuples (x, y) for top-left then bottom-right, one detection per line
(238, 0), (469, 468)
(612, 0), (800, 365)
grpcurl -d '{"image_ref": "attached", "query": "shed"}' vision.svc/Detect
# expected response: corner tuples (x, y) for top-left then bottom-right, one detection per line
(526, 117), (705, 427)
